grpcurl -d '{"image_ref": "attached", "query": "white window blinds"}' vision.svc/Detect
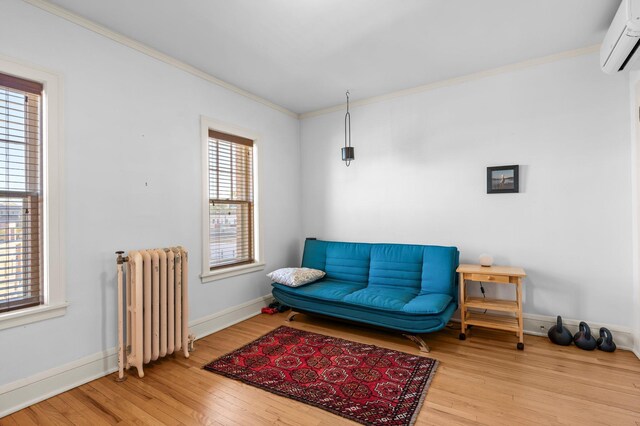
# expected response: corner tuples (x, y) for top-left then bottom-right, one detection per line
(0, 72), (43, 313)
(208, 130), (254, 269)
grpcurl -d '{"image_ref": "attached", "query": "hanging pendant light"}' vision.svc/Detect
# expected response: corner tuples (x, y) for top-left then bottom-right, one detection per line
(342, 90), (354, 166)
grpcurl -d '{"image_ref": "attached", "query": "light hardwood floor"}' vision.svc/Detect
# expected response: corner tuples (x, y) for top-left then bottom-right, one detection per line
(3, 312), (640, 425)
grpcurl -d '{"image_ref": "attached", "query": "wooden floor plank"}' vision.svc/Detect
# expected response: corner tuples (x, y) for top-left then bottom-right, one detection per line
(88, 379), (183, 425)
(2, 312), (639, 425)
(32, 400), (76, 426)
(54, 391), (114, 426)
(66, 387), (122, 424)
(0, 418), (20, 426)
(23, 404), (58, 426)
(44, 395), (78, 425)
(120, 374), (220, 425)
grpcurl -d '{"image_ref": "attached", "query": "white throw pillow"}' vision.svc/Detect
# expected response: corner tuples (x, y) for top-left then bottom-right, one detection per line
(267, 267), (326, 287)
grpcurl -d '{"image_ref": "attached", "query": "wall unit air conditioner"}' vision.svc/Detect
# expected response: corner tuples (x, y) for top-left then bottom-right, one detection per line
(601, 0), (640, 74)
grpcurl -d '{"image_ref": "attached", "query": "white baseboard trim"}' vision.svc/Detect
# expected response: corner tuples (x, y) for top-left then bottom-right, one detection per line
(189, 294), (273, 339)
(0, 294), (274, 418)
(0, 349), (118, 418)
(453, 312), (636, 353)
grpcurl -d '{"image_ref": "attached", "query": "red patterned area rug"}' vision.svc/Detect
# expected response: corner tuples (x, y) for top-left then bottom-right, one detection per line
(204, 326), (438, 426)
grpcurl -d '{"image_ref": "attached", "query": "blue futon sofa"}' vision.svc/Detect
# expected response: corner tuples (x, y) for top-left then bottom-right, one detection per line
(271, 239), (459, 351)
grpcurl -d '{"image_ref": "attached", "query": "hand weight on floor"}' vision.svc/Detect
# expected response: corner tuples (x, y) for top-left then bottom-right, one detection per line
(573, 321), (597, 351)
(596, 327), (616, 352)
(547, 315), (573, 346)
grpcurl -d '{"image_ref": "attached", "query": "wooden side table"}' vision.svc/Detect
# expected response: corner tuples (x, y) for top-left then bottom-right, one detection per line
(456, 264), (527, 350)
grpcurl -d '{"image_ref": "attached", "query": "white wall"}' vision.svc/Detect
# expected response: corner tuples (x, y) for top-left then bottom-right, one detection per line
(0, 0), (301, 386)
(301, 52), (633, 329)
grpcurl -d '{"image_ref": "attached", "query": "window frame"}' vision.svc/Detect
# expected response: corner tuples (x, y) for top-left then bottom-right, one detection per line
(200, 116), (264, 283)
(0, 82), (43, 314)
(0, 56), (65, 330)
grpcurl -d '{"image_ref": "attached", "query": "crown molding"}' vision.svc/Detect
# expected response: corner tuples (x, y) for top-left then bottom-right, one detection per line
(18, 0), (603, 121)
(21, 0), (299, 119)
(300, 44), (601, 119)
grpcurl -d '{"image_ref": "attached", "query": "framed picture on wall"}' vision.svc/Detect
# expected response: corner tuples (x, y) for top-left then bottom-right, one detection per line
(487, 165), (519, 193)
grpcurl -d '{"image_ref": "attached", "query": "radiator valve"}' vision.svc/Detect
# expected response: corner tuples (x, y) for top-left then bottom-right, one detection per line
(188, 334), (196, 352)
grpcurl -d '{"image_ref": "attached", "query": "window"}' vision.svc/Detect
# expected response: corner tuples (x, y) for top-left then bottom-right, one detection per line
(201, 118), (264, 282)
(0, 73), (43, 313)
(0, 58), (64, 330)
(208, 130), (254, 269)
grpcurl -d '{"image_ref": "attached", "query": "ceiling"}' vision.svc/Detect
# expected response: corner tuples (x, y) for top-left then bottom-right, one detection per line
(47, 0), (620, 114)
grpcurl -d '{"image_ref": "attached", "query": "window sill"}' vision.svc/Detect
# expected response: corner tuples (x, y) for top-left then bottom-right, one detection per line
(201, 262), (266, 283)
(0, 302), (68, 331)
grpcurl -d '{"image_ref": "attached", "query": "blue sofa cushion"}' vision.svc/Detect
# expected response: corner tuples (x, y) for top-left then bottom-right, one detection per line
(324, 242), (371, 283)
(342, 287), (419, 311)
(368, 244), (424, 291)
(402, 293), (453, 314)
(421, 245), (459, 296)
(342, 288), (452, 315)
(301, 239), (329, 271)
(272, 279), (365, 302)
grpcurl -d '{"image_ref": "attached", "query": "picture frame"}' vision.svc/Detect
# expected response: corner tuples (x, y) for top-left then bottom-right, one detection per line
(487, 165), (519, 194)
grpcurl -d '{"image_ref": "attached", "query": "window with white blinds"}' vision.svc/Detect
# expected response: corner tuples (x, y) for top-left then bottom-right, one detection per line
(0, 72), (43, 313)
(208, 129), (254, 270)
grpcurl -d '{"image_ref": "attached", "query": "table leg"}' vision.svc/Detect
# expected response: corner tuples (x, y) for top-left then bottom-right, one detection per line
(516, 279), (524, 350)
(459, 272), (467, 340)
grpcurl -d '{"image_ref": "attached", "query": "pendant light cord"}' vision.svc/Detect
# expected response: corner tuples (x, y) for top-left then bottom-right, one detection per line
(344, 90), (351, 167)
